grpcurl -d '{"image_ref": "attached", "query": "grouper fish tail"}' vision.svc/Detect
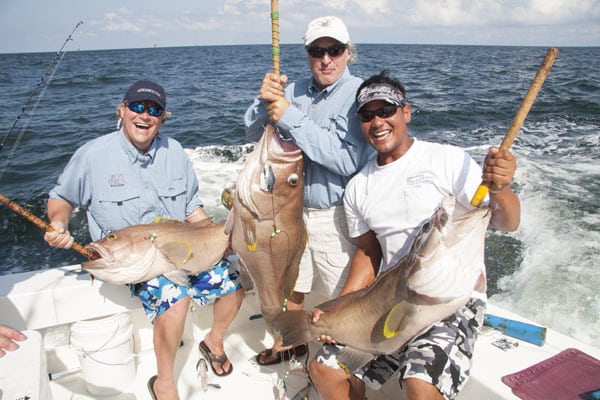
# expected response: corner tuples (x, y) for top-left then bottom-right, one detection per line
(273, 310), (314, 348)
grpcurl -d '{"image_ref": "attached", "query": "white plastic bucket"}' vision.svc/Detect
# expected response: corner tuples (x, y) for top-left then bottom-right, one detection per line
(70, 313), (136, 396)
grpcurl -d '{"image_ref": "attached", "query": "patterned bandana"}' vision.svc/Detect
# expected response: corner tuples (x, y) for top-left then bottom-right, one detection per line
(356, 83), (405, 111)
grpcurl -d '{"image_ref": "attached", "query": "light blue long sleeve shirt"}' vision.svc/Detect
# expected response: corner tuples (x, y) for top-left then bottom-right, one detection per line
(49, 130), (202, 241)
(244, 68), (375, 209)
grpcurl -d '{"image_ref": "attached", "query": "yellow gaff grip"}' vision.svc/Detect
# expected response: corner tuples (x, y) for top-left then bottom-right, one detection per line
(470, 183), (490, 208)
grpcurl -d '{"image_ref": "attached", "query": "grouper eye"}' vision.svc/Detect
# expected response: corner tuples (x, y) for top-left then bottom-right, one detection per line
(288, 173), (299, 187)
(107, 233), (118, 240)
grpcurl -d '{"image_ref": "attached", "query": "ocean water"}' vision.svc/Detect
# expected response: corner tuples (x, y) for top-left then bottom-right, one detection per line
(0, 44), (598, 347)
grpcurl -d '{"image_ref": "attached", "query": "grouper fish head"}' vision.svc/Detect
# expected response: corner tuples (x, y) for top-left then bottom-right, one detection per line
(82, 224), (162, 285)
(227, 124), (306, 325)
(236, 124), (304, 220)
(405, 196), (491, 299)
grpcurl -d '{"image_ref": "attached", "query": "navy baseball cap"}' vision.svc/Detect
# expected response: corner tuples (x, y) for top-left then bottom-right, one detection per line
(124, 80), (166, 109)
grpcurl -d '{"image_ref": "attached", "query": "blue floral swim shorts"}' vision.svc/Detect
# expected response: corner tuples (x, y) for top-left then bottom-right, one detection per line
(133, 258), (243, 323)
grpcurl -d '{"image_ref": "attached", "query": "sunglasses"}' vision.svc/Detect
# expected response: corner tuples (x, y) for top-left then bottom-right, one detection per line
(127, 102), (164, 117)
(306, 44), (347, 58)
(357, 104), (400, 122)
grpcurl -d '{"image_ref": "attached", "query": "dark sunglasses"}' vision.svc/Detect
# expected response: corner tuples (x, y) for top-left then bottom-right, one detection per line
(306, 44), (347, 58)
(357, 104), (400, 122)
(127, 102), (164, 117)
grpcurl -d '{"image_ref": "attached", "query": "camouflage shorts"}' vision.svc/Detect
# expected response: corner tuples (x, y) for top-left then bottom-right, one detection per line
(133, 258), (243, 323)
(315, 297), (486, 400)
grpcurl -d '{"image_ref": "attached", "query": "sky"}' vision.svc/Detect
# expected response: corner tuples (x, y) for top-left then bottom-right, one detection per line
(0, 0), (599, 53)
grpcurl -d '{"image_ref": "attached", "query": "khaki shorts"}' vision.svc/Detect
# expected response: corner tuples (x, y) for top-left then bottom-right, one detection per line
(293, 205), (356, 298)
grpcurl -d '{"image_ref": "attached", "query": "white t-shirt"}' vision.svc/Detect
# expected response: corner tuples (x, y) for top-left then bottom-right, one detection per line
(344, 138), (486, 273)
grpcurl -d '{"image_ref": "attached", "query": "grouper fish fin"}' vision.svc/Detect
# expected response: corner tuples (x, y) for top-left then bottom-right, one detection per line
(152, 217), (180, 224)
(163, 270), (191, 286)
(383, 302), (414, 339)
(336, 346), (377, 374)
(224, 211), (234, 235)
(272, 310), (314, 348)
(156, 241), (194, 266)
(241, 216), (257, 252)
(231, 256), (255, 291)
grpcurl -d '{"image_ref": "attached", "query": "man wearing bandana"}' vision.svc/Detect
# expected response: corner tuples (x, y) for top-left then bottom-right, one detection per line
(308, 70), (521, 400)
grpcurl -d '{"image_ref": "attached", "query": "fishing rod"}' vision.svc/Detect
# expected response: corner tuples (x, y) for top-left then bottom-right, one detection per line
(271, 0), (280, 76)
(0, 192), (95, 259)
(470, 47), (558, 207)
(0, 21), (83, 181)
(0, 22), (93, 260)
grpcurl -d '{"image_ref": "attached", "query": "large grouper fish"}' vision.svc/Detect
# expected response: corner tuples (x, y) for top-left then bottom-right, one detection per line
(272, 196), (491, 368)
(224, 124), (306, 325)
(82, 219), (230, 286)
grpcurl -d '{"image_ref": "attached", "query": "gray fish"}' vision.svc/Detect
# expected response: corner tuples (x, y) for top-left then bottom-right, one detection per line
(272, 197), (490, 366)
(82, 219), (229, 286)
(225, 124), (305, 325)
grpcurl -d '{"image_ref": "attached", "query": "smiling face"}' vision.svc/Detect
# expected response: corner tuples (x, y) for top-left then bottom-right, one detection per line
(306, 37), (351, 91)
(359, 100), (413, 165)
(119, 100), (165, 153)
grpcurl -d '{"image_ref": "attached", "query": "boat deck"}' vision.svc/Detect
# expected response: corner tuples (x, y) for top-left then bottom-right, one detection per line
(2, 265), (600, 399)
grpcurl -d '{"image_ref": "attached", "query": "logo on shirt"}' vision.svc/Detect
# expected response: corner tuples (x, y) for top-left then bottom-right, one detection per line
(407, 174), (433, 186)
(109, 174), (126, 187)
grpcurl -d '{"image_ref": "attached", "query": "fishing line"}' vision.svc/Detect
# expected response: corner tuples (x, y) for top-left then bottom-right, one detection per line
(0, 21), (83, 182)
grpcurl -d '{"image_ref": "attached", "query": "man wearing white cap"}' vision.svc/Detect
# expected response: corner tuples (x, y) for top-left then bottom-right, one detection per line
(244, 16), (374, 365)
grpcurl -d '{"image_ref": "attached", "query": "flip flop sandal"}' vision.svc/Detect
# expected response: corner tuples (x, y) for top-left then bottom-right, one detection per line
(256, 343), (308, 366)
(198, 340), (233, 377)
(147, 375), (158, 400)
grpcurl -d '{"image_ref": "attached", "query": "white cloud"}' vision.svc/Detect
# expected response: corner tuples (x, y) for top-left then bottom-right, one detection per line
(406, 0), (503, 27)
(511, 0), (600, 25)
(1, 0), (598, 53)
(90, 8), (166, 34)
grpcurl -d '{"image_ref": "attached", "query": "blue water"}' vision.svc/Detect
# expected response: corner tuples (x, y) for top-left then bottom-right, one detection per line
(0, 44), (598, 347)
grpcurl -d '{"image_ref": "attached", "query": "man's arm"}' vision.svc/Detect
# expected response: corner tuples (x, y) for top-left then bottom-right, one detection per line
(338, 229), (382, 296)
(185, 207), (210, 223)
(312, 229), (382, 343)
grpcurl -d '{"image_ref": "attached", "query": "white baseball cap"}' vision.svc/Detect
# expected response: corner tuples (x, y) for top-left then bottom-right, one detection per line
(303, 16), (350, 46)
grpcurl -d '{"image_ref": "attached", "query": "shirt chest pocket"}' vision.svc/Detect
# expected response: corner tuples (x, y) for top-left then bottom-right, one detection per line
(93, 188), (141, 233)
(155, 179), (188, 219)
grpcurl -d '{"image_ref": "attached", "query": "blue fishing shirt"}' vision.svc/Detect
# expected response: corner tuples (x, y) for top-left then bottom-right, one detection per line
(49, 130), (202, 241)
(244, 68), (375, 209)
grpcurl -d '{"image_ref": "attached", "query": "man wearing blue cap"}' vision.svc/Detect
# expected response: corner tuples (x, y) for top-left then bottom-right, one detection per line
(44, 80), (245, 399)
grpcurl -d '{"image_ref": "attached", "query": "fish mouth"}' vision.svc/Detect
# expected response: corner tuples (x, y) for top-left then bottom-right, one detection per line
(83, 243), (115, 266)
(267, 127), (303, 161)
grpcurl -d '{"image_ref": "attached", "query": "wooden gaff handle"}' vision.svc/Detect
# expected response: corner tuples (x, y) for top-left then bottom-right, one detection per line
(0, 192), (95, 259)
(470, 47), (558, 207)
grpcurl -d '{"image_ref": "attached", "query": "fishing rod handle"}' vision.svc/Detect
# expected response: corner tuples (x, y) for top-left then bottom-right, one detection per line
(0, 193), (94, 259)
